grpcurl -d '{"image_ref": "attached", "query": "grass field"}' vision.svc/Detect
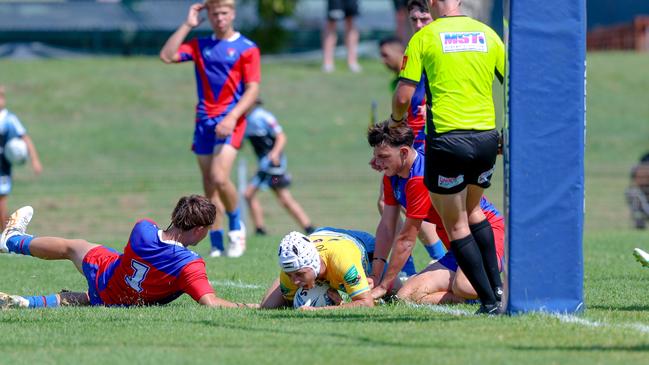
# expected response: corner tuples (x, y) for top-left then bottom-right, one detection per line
(0, 52), (648, 364)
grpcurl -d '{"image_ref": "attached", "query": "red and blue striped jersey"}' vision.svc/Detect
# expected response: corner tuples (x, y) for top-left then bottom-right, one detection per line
(383, 150), (503, 249)
(177, 33), (261, 120)
(97, 220), (213, 306)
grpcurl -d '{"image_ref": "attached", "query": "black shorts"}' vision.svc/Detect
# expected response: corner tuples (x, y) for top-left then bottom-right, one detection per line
(424, 129), (499, 194)
(327, 0), (359, 20)
(251, 170), (292, 190)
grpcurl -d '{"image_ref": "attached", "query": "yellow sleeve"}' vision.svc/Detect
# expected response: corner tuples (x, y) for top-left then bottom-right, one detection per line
(279, 272), (298, 302)
(333, 247), (370, 298)
(398, 31), (424, 84)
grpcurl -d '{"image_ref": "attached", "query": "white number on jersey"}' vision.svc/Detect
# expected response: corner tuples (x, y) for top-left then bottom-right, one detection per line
(125, 259), (150, 292)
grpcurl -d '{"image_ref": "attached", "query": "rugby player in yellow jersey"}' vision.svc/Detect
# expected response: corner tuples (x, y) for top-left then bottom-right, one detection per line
(390, 0), (505, 314)
(260, 227), (374, 309)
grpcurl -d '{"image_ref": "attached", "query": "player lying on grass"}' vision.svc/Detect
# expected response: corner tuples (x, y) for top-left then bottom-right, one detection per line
(367, 121), (505, 308)
(0, 195), (248, 309)
(260, 228), (375, 309)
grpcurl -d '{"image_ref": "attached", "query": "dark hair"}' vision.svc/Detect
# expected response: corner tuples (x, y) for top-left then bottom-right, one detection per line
(407, 0), (430, 14)
(170, 195), (216, 231)
(379, 36), (402, 49)
(367, 120), (414, 148)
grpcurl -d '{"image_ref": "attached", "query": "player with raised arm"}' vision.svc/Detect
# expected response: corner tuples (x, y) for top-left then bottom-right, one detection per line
(160, 0), (261, 258)
(260, 228), (375, 310)
(0, 195), (247, 309)
(367, 121), (504, 307)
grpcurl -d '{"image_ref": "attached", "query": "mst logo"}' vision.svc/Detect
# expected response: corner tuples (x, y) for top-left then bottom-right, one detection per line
(440, 32), (487, 53)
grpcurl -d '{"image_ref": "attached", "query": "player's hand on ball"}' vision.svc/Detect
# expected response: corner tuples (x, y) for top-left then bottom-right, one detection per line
(185, 3), (205, 28)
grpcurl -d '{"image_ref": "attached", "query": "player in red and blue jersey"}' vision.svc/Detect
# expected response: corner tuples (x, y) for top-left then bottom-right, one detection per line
(160, 0), (261, 258)
(0, 195), (246, 309)
(367, 121), (505, 307)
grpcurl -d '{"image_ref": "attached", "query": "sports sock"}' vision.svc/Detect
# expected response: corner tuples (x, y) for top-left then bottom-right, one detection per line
(25, 294), (59, 308)
(401, 255), (417, 276)
(470, 219), (503, 297)
(451, 235), (496, 305)
(6, 234), (34, 256)
(424, 240), (446, 260)
(209, 230), (225, 251)
(226, 209), (242, 231)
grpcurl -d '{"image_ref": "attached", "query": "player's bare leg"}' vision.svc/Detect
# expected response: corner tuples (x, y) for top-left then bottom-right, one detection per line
(0, 195), (8, 230)
(273, 188), (312, 231)
(214, 144), (246, 257)
(197, 154), (227, 256)
(322, 19), (337, 72)
(244, 184), (266, 234)
(344, 16), (360, 72)
(397, 262), (464, 304)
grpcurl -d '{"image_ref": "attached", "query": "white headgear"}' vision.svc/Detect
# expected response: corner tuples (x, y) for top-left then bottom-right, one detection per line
(277, 231), (321, 276)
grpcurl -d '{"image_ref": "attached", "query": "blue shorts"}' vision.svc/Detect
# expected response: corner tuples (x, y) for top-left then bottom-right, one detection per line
(192, 116), (246, 155)
(0, 175), (12, 195)
(314, 227), (375, 273)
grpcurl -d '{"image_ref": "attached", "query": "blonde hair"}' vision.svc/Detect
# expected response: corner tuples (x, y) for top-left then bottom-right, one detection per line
(204, 0), (235, 9)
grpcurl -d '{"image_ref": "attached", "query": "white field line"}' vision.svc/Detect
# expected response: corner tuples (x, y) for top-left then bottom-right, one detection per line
(209, 280), (264, 289)
(411, 304), (649, 335)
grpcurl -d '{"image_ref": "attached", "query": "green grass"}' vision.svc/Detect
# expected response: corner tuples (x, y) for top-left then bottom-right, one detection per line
(0, 52), (648, 364)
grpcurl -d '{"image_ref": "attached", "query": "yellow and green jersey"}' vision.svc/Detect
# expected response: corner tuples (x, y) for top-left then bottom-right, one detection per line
(279, 231), (370, 302)
(399, 16), (505, 134)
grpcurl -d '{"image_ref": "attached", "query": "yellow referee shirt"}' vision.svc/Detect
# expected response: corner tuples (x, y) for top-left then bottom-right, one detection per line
(399, 16), (505, 134)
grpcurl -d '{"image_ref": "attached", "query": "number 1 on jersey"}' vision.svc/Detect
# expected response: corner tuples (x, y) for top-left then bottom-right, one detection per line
(125, 259), (149, 292)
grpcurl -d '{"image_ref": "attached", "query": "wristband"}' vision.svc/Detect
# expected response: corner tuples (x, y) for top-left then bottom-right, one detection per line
(373, 257), (387, 263)
(390, 114), (404, 124)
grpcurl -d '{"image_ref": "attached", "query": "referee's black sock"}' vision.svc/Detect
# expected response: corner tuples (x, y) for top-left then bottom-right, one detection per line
(450, 235), (496, 305)
(470, 219), (503, 300)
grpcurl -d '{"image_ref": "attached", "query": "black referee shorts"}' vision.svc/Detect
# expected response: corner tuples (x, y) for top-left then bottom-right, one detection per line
(424, 129), (499, 194)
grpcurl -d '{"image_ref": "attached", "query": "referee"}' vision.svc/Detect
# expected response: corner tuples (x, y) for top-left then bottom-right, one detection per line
(390, 0), (505, 314)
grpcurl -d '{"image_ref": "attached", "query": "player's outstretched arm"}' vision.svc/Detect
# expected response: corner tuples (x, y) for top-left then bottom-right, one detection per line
(198, 293), (240, 308)
(160, 3), (204, 63)
(371, 217), (421, 299)
(371, 204), (400, 284)
(22, 135), (42, 175)
(259, 278), (290, 309)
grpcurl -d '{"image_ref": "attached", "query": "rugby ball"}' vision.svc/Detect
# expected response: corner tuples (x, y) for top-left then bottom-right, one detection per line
(4, 138), (28, 165)
(293, 282), (336, 308)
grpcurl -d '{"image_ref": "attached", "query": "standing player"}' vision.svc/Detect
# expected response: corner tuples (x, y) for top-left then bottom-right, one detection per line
(367, 121), (504, 307)
(390, 0), (505, 314)
(0, 85), (42, 229)
(160, 0), (261, 258)
(260, 228), (375, 309)
(321, 0), (361, 73)
(243, 100), (315, 236)
(0, 195), (246, 309)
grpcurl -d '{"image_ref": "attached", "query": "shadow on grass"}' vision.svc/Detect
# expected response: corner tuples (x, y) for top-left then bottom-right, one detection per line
(196, 320), (438, 349)
(587, 304), (649, 312)
(513, 344), (649, 352)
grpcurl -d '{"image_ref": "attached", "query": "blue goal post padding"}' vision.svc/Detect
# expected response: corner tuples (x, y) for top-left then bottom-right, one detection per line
(503, 0), (586, 313)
